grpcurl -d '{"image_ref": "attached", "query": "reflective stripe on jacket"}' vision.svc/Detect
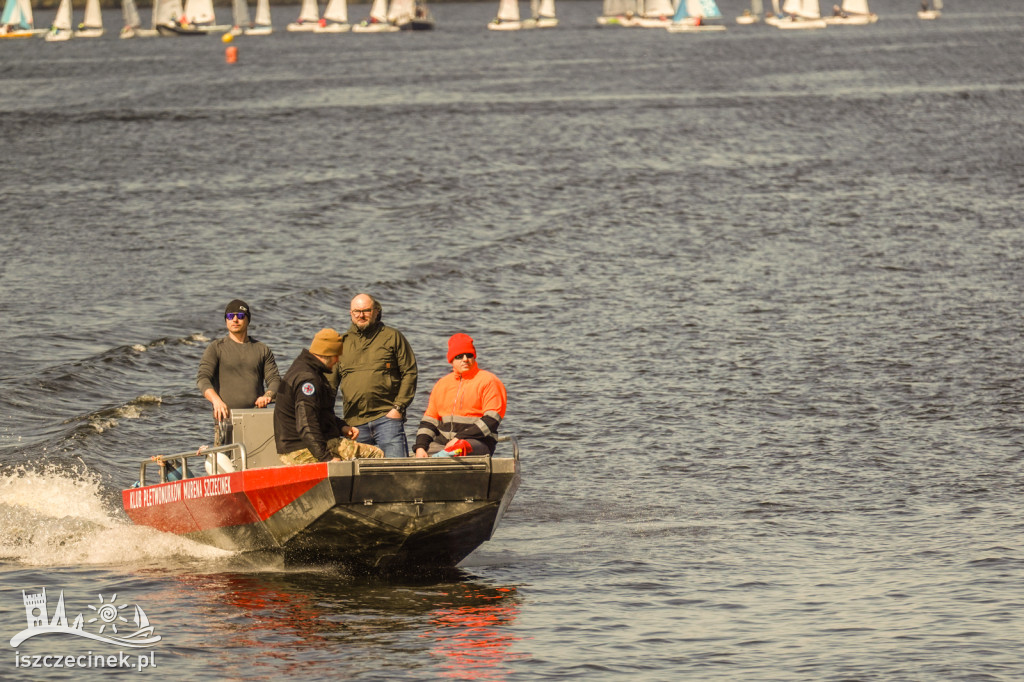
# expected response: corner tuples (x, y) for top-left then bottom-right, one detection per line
(414, 365), (506, 452)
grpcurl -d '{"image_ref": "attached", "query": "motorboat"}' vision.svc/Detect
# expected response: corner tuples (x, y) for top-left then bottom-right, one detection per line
(121, 409), (521, 573)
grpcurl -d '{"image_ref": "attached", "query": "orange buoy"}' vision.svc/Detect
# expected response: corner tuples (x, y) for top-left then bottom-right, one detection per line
(225, 45), (238, 64)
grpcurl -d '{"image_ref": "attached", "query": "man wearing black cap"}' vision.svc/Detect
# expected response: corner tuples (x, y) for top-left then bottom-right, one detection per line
(197, 299), (281, 444)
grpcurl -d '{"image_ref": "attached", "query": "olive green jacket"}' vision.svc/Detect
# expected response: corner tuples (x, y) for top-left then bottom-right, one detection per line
(328, 320), (418, 426)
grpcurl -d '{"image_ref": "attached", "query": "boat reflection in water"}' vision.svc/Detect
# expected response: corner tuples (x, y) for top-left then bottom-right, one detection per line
(424, 588), (525, 680)
(162, 570), (524, 678)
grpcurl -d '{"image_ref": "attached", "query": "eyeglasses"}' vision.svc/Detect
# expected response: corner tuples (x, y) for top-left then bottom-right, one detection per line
(453, 353), (475, 361)
(225, 312), (247, 321)
(351, 308), (374, 315)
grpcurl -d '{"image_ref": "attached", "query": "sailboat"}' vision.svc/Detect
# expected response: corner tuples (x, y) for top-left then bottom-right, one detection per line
(152, 0), (198, 35)
(353, 0), (398, 31)
(287, 0), (320, 31)
(244, 0), (272, 33)
(228, 0), (250, 35)
(121, 0), (145, 37)
(388, 0), (433, 29)
(597, 0), (640, 26)
(635, 0), (677, 28)
(314, 0), (349, 31)
(918, 0), (941, 20)
(75, 0), (105, 36)
(0, 0), (37, 38)
(736, 0), (762, 23)
(404, 0), (434, 29)
(824, 0), (877, 24)
(523, 0), (557, 28)
(488, 0), (521, 30)
(152, 0), (188, 35)
(387, 0), (411, 25)
(45, 0), (73, 41)
(764, 0), (784, 24)
(183, 0), (230, 31)
(776, 0), (827, 28)
(668, 0), (725, 31)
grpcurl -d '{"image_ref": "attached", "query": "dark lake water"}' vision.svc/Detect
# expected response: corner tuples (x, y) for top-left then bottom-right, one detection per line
(2, 0), (1024, 678)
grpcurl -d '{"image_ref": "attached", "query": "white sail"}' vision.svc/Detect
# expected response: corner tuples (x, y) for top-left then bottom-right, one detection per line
(387, 0), (412, 22)
(841, 0), (869, 13)
(184, 0), (216, 24)
(52, 0), (72, 30)
(253, 0), (271, 23)
(933, 0), (942, 8)
(496, 0), (519, 21)
(685, 0), (721, 17)
(231, 0), (250, 26)
(751, 0), (763, 13)
(297, 0), (320, 21)
(367, 0), (388, 21)
(153, 0), (185, 26)
(20, 0), (34, 26)
(122, 0), (141, 27)
(771, 0), (780, 14)
(603, 0), (636, 15)
(783, 0), (819, 18)
(322, 0), (346, 22)
(643, 0), (674, 17)
(82, 0), (103, 27)
(536, 0), (555, 17)
(1, 0), (34, 28)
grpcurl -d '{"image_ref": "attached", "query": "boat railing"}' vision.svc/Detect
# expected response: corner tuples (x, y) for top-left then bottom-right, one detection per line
(495, 434), (519, 460)
(138, 443), (248, 487)
(138, 435), (515, 486)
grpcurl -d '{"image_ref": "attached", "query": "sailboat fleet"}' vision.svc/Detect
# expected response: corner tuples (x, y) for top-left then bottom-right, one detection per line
(488, 0), (557, 30)
(1, 0), (948, 42)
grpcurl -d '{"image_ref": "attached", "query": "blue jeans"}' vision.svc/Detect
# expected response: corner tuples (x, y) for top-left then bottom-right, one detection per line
(355, 415), (409, 458)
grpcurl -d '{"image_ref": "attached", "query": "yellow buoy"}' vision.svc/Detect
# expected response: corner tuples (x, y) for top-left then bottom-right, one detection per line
(221, 32), (234, 43)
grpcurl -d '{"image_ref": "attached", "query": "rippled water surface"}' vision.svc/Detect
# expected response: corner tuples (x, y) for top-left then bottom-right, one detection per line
(2, 1), (1024, 679)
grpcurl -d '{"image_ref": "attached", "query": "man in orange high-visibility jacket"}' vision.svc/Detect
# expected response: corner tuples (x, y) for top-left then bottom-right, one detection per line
(413, 333), (507, 458)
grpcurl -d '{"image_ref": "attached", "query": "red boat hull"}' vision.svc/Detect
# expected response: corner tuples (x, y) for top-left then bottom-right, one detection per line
(123, 457), (520, 572)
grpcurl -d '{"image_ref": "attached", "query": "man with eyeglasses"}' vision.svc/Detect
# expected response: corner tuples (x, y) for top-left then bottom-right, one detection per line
(197, 299), (281, 444)
(413, 333), (507, 458)
(327, 293), (418, 459)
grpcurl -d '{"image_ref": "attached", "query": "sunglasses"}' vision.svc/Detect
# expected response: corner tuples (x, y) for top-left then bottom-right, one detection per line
(453, 353), (474, 361)
(225, 312), (247, 321)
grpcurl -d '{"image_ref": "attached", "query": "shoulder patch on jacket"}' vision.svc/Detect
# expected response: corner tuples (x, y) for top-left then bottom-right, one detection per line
(301, 382), (316, 396)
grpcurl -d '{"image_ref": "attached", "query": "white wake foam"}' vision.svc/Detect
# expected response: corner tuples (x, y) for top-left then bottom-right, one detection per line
(0, 467), (231, 566)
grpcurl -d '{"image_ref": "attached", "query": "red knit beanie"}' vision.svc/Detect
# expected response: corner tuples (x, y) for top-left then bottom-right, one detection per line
(447, 333), (477, 363)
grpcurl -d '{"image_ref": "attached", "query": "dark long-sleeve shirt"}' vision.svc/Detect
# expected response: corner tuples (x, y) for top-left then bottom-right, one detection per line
(196, 336), (281, 409)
